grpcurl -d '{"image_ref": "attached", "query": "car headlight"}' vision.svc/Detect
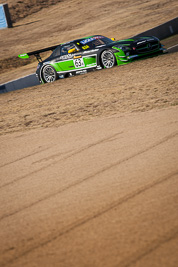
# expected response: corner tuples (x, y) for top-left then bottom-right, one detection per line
(121, 46), (130, 51)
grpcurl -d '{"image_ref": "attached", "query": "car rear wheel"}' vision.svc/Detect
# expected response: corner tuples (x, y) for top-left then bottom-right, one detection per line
(42, 65), (57, 83)
(101, 50), (116, 68)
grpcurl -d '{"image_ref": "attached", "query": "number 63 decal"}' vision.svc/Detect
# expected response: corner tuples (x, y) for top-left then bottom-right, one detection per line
(74, 58), (85, 68)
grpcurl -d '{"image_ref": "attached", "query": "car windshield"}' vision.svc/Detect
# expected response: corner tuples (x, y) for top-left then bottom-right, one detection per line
(77, 36), (113, 50)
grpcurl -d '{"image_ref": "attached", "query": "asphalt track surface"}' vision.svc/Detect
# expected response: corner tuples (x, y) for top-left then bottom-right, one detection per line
(167, 43), (178, 53)
(0, 107), (178, 267)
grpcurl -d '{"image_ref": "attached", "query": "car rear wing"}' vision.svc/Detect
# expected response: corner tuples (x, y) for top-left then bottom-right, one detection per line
(18, 44), (59, 62)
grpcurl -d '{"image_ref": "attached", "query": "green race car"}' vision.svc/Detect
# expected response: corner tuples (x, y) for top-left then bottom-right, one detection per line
(18, 35), (166, 83)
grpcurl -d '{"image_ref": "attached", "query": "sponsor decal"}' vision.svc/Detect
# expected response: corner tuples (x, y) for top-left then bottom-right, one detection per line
(74, 55), (82, 59)
(80, 36), (103, 45)
(96, 45), (105, 48)
(137, 40), (147, 45)
(73, 58), (85, 68)
(86, 63), (96, 67)
(83, 49), (98, 54)
(60, 54), (73, 60)
(82, 45), (89, 50)
(76, 70), (87, 75)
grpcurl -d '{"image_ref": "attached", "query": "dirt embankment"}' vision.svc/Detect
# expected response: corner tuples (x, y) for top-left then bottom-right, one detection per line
(0, 0), (61, 23)
(1, 51), (178, 135)
(0, 0), (61, 73)
(0, 0), (178, 74)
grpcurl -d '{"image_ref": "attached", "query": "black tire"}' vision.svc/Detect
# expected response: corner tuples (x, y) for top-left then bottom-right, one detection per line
(100, 50), (116, 68)
(42, 65), (57, 83)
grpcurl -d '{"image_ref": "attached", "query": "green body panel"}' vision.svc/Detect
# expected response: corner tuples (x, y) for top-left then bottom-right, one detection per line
(50, 56), (97, 72)
(113, 47), (132, 66)
(52, 60), (74, 72)
(117, 39), (134, 42)
(113, 44), (162, 66)
(83, 56), (97, 67)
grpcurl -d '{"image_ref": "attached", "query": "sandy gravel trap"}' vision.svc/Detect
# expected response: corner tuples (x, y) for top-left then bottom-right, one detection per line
(0, 0), (178, 266)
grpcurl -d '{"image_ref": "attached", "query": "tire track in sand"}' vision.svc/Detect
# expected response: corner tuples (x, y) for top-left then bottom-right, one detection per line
(0, 146), (51, 168)
(117, 227), (178, 267)
(0, 131), (177, 221)
(1, 170), (177, 267)
(0, 131), (123, 190)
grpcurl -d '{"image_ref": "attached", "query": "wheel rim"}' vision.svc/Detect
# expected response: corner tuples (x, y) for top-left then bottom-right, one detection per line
(101, 51), (115, 68)
(43, 66), (56, 83)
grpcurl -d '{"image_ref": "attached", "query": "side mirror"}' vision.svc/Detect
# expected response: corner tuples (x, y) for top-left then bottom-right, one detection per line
(111, 37), (115, 41)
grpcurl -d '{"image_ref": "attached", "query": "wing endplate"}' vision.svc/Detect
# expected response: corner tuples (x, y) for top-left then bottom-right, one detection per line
(18, 53), (29, 59)
(18, 44), (60, 62)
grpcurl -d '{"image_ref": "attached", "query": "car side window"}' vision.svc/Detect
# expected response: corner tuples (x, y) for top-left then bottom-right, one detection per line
(61, 46), (68, 55)
(51, 46), (61, 57)
(61, 43), (79, 55)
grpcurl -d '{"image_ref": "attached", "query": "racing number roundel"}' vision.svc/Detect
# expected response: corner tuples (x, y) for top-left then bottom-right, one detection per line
(74, 58), (85, 68)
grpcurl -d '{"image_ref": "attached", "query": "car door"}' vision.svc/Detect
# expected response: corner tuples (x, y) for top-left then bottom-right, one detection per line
(58, 43), (86, 72)
(55, 43), (75, 72)
(54, 42), (97, 73)
(77, 42), (97, 69)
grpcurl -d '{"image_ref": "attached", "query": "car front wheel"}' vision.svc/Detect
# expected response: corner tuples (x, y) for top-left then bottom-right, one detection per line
(42, 65), (57, 83)
(101, 50), (116, 68)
